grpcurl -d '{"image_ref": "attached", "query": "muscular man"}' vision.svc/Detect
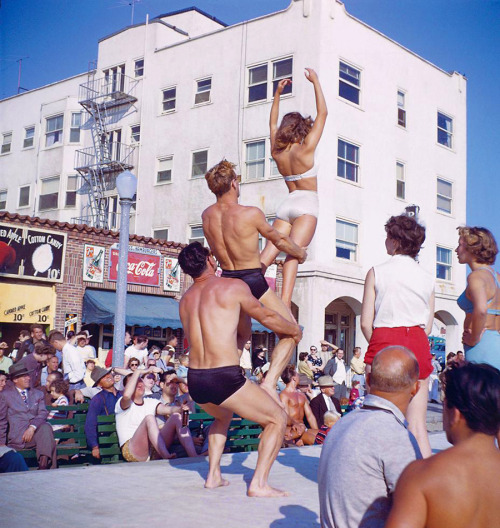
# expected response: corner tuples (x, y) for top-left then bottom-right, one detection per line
(386, 362), (500, 528)
(178, 242), (302, 497)
(202, 160), (306, 395)
(279, 365), (318, 446)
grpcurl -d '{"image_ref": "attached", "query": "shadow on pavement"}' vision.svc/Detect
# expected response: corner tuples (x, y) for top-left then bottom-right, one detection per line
(270, 504), (320, 527)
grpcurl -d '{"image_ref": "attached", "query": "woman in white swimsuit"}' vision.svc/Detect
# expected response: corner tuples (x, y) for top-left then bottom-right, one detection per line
(261, 68), (327, 309)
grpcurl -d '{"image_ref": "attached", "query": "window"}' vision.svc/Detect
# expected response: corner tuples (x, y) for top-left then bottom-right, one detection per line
(437, 112), (453, 148)
(103, 64), (125, 93)
(189, 225), (206, 246)
(397, 91), (406, 127)
(0, 190), (7, 210)
(134, 59), (144, 78)
(437, 178), (452, 214)
(436, 246), (452, 281)
(248, 57), (293, 103)
(131, 125), (140, 144)
(46, 114), (64, 147)
(162, 87), (176, 113)
(24, 126), (35, 148)
(153, 228), (169, 241)
(70, 113), (82, 143)
(337, 139), (359, 182)
(258, 216), (286, 259)
(157, 157), (173, 183)
(191, 150), (208, 178)
(194, 78), (211, 105)
(18, 186), (30, 208)
(336, 219), (358, 261)
(39, 176), (60, 210)
(245, 140), (266, 180)
(1, 133), (12, 154)
(396, 161), (405, 199)
(65, 175), (78, 207)
(270, 158), (280, 177)
(339, 61), (360, 104)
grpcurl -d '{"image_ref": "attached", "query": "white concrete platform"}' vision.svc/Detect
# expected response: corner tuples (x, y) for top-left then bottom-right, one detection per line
(1, 433), (451, 528)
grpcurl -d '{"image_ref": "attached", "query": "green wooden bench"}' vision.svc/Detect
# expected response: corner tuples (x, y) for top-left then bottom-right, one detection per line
(97, 414), (123, 464)
(19, 404), (90, 468)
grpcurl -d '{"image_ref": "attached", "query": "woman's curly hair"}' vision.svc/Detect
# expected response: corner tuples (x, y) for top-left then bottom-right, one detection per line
(274, 112), (313, 152)
(385, 214), (426, 259)
(457, 226), (498, 265)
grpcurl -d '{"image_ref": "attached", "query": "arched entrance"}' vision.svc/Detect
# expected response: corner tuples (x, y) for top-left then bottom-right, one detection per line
(433, 310), (460, 357)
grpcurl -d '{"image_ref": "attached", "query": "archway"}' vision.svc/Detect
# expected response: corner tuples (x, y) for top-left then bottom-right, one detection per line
(433, 310), (460, 358)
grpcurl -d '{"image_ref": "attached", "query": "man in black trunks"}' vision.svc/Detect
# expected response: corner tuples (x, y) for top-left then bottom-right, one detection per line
(202, 160), (306, 401)
(178, 242), (302, 497)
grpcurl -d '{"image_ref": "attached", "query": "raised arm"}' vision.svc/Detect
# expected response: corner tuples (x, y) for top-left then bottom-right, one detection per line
(361, 268), (376, 342)
(302, 68), (328, 152)
(270, 79), (292, 151)
(120, 368), (143, 410)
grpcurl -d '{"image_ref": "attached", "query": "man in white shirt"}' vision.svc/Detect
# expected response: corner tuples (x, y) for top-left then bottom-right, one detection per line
(75, 331), (97, 362)
(324, 349), (347, 400)
(49, 332), (86, 390)
(124, 335), (149, 367)
(115, 367), (197, 462)
(240, 340), (252, 378)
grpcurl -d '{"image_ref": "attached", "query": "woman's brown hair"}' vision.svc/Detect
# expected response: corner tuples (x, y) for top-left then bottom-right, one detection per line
(385, 214), (426, 259)
(457, 226), (498, 265)
(274, 112), (313, 152)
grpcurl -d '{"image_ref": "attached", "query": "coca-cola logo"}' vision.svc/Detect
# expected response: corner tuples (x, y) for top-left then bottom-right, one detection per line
(127, 260), (156, 277)
(109, 248), (160, 286)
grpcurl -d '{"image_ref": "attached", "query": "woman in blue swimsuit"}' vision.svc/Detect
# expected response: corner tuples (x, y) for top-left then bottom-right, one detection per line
(260, 68), (327, 309)
(456, 226), (500, 369)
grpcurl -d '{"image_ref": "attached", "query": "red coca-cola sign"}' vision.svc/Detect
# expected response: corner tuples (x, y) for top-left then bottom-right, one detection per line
(109, 247), (160, 286)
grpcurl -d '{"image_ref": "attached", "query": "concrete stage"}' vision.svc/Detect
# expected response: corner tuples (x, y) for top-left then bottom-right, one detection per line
(1, 431), (450, 528)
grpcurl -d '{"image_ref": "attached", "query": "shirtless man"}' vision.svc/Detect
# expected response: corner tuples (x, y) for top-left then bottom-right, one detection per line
(202, 160), (306, 398)
(386, 362), (500, 528)
(279, 364), (318, 445)
(178, 242), (302, 497)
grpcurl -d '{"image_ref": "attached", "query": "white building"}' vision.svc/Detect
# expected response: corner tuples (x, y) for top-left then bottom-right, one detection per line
(0, 0), (466, 358)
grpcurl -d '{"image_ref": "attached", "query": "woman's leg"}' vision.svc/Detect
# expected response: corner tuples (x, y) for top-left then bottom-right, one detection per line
(260, 218), (292, 270)
(281, 215), (317, 308)
(406, 377), (432, 458)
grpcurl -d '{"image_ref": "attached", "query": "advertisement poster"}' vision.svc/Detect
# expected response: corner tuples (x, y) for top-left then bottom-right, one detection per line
(65, 313), (78, 336)
(109, 244), (161, 286)
(83, 244), (105, 283)
(163, 257), (181, 292)
(264, 264), (277, 291)
(0, 283), (54, 324)
(0, 223), (66, 282)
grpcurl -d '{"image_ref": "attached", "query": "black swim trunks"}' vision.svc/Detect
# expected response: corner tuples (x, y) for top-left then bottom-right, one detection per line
(221, 268), (269, 299)
(188, 365), (246, 406)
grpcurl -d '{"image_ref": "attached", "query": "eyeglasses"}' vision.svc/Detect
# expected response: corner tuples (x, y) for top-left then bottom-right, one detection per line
(310, 348), (317, 352)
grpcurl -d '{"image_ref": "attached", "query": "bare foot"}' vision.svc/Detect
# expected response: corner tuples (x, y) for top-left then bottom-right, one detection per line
(205, 476), (230, 489)
(163, 453), (176, 460)
(248, 485), (289, 498)
(260, 382), (285, 409)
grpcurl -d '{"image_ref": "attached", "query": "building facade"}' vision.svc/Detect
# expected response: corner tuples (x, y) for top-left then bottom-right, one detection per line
(0, 0), (467, 360)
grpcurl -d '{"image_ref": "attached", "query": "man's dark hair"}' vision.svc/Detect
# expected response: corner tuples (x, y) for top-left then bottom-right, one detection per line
(37, 344), (56, 356)
(133, 335), (148, 345)
(159, 369), (177, 384)
(47, 370), (64, 382)
(30, 324), (44, 333)
(48, 331), (65, 343)
(178, 242), (210, 279)
(444, 362), (500, 436)
(281, 364), (297, 385)
(19, 330), (30, 339)
(0, 370), (6, 377)
(299, 352), (308, 361)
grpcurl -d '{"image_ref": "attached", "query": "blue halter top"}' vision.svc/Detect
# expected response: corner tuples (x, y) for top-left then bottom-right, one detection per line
(457, 266), (500, 315)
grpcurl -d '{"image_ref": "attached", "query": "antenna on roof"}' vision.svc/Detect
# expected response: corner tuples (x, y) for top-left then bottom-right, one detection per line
(16, 56), (29, 94)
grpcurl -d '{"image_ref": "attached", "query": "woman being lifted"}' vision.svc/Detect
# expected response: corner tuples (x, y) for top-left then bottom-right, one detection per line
(261, 68), (327, 309)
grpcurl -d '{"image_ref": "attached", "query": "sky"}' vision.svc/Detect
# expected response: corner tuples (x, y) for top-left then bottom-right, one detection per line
(1, 0), (499, 270)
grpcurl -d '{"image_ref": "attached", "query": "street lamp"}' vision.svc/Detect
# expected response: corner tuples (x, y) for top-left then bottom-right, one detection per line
(112, 170), (137, 367)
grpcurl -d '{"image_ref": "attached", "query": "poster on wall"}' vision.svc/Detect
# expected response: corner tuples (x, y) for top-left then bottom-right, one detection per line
(65, 313), (78, 336)
(0, 283), (55, 324)
(83, 244), (105, 283)
(109, 244), (161, 286)
(163, 257), (181, 292)
(264, 264), (277, 291)
(0, 223), (66, 282)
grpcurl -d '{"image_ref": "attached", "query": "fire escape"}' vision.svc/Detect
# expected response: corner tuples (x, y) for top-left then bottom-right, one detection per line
(73, 67), (139, 229)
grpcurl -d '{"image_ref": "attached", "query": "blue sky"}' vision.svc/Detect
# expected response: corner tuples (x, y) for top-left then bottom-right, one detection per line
(1, 0), (499, 270)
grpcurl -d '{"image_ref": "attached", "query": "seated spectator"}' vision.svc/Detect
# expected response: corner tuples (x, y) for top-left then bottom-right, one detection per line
(315, 411), (341, 445)
(456, 350), (465, 363)
(115, 367), (197, 462)
(176, 353), (189, 380)
(161, 346), (175, 368)
(75, 330), (97, 361)
(310, 375), (342, 427)
(49, 332), (86, 390)
(85, 367), (123, 461)
(297, 352), (315, 380)
(0, 370), (7, 392)
(127, 358), (140, 371)
(124, 335), (149, 368)
(297, 374), (318, 402)
(83, 359), (97, 387)
(142, 371), (160, 396)
(280, 365), (319, 446)
(43, 370), (65, 406)
(348, 380), (360, 405)
(307, 345), (324, 381)
(252, 346), (267, 371)
(386, 362), (500, 528)
(47, 378), (70, 434)
(152, 348), (168, 372)
(0, 445), (29, 473)
(41, 354), (61, 387)
(0, 342), (13, 373)
(318, 346), (422, 528)
(0, 363), (57, 469)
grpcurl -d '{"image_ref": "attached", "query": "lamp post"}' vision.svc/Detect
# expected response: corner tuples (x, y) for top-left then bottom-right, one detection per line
(112, 170), (137, 368)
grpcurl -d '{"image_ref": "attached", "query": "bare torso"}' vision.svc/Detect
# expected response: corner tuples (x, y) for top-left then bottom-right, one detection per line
(280, 388), (307, 424)
(272, 143), (317, 193)
(464, 268), (500, 332)
(202, 203), (262, 270)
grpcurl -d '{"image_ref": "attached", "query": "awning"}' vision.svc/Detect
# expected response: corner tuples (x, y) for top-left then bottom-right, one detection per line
(251, 319), (272, 333)
(83, 289), (181, 329)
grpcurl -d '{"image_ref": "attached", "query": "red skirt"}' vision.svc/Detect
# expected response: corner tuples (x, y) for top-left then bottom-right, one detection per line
(364, 326), (432, 380)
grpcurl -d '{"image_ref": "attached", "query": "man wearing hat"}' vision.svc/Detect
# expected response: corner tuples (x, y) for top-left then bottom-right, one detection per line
(310, 375), (342, 428)
(84, 366), (123, 460)
(0, 342), (13, 372)
(0, 363), (57, 469)
(75, 330), (97, 362)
